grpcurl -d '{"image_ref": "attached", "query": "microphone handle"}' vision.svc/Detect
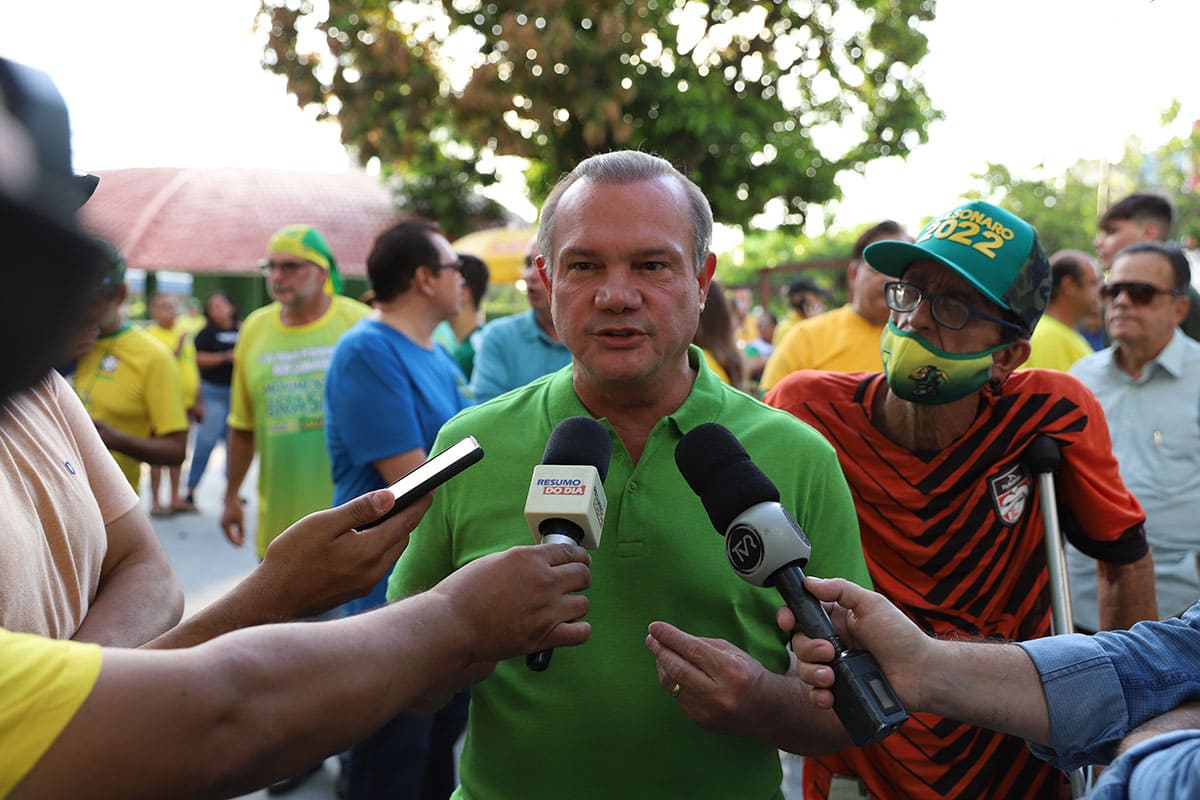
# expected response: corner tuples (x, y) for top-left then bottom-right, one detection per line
(527, 528), (582, 672)
(773, 565), (909, 746)
(773, 567), (843, 649)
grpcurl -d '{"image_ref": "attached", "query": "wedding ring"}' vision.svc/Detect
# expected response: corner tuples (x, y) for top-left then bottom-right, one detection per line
(670, 683), (681, 698)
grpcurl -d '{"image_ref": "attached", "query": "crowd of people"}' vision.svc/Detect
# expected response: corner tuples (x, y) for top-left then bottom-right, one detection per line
(6, 54), (1200, 800)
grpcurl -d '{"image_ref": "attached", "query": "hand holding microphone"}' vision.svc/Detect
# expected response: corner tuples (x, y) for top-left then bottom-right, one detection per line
(524, 416), (610, 671)
(674, 423), (908, 747)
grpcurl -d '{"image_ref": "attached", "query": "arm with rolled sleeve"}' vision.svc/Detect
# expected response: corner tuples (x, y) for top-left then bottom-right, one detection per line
(1017, 604), (1200, 772)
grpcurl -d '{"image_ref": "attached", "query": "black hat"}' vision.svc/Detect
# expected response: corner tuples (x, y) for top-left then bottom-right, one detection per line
(0, 58), (105, 401)
(0, 60), (98, 226)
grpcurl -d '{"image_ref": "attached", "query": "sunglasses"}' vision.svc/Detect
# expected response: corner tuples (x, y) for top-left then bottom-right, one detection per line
(1099, 282), (1181, 305)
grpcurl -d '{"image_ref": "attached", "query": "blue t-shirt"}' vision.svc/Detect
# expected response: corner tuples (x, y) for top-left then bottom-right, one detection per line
(325, 318), (470, 609)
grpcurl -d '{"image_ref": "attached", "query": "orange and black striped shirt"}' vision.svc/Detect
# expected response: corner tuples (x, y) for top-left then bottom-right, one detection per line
(766, 369), (1147, 799)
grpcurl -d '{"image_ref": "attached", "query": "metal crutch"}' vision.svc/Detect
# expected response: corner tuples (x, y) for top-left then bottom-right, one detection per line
(1024, 435), (1088, 798)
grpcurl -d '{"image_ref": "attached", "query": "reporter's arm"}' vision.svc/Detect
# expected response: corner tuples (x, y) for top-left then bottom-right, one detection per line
(1017, 606), (1200, 769)
(18, 593), (491, 799)
(147, 490), (426, 649)
(15, 543), (592, 800)
(72, 505), (183, 647)
(787, 577), (1053, 745)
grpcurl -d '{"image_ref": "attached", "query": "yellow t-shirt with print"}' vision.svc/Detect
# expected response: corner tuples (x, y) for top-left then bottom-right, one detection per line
(229, 295), (370, 556)
(0, 629), (101, 796)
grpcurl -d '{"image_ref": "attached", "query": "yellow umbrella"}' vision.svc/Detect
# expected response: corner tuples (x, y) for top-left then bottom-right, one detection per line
(453, 227), (535, 284)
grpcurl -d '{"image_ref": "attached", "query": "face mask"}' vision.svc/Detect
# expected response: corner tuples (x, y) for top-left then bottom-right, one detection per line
(880, 321), (1008, 405)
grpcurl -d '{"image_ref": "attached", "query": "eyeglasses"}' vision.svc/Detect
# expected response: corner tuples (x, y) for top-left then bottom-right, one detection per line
(1099, 281), (1182, 305)
(259, 259), (312, 276)
(883, 281), (1025, 333)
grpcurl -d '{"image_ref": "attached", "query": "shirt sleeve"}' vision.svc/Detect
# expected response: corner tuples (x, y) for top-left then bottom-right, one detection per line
(145, 349), (189, 436)
(226, 322), (254, 431)
(1055, 376), (1148, 562)
(0, 631), (102, 797)
(326, 335), (423, 466)
(1017, 605), (1200, 770)
(1087, 731), (1200, 800)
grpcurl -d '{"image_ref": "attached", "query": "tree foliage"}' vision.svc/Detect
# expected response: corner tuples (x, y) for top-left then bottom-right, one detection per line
(258, 0), (941, 235)
(963, 103), (1200, 258)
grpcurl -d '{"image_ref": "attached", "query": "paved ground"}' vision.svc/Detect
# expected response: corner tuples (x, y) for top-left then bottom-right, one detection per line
(147, 446), (804, 799)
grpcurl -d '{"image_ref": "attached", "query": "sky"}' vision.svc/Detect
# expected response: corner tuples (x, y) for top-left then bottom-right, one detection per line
(2, 0), (1197, 238)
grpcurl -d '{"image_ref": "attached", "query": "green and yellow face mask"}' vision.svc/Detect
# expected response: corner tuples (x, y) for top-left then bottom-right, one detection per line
(880, 321), (1007, 405)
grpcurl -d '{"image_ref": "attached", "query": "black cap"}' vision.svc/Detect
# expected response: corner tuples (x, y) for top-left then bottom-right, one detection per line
(0, 58), (105, 402)
(542, 416), (611, 482)
(0, 60), (98, 227)
(675, 423), (779, 533)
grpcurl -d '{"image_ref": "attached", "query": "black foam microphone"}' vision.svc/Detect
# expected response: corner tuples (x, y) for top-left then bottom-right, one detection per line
(675, 422), (908, 747)
(524, 416), (610, 672)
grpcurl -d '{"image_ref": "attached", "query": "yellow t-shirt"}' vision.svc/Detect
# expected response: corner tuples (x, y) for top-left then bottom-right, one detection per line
(72, 325), (189, 488)
(760, 305), (885, 391)
(0, 630), (101, 796)
(1022, 314), (1094, 371)
(145, 322), (201, 407)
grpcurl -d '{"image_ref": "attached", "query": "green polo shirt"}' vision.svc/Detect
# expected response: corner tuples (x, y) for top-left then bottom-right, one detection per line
(388, 346), (869, 800)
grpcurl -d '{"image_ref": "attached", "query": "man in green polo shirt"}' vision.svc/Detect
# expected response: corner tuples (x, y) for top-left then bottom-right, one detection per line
(387, 150), (872, 799)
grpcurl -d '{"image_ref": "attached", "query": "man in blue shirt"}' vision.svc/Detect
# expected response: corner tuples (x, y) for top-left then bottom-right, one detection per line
(468, 247), (571, 402)
(324, 218), (472, 800)
(1068, 242), (1200, 632)
(788, 577), (1200, 799)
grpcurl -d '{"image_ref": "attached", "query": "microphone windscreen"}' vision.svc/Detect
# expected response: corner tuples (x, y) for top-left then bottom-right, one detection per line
(542, 416), (612, 482)
(675, 423), (780, 532)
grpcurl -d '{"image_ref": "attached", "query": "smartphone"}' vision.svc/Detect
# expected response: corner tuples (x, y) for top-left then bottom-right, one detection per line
(358, 436), (484, 530)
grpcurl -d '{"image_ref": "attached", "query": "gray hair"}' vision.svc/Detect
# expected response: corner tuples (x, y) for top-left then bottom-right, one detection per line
(536, 151), (713, 276)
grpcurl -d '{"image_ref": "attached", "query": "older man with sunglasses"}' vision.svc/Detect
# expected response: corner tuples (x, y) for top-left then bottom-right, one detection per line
(1066, 242), (1200, 636)
(765, 200), (1157, 800)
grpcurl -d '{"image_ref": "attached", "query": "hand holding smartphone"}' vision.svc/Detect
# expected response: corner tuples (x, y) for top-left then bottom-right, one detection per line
(358, 436), (484, 530)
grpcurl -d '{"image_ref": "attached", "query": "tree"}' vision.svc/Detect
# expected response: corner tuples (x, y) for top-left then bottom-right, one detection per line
(258, 0), (941, 235)
(963, 162), (1105, 256)
(963, 101), (1200, 257)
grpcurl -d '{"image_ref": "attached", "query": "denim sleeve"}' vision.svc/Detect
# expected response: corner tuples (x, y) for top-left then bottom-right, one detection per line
(1016, 606), (1200, 771)
(1087, 731), (1200, 800)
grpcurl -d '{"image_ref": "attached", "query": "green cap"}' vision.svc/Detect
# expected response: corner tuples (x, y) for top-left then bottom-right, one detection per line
(864, 201), (1051, 335)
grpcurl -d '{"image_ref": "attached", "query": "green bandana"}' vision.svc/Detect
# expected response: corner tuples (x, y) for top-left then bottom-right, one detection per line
(267, 224), (343, 295)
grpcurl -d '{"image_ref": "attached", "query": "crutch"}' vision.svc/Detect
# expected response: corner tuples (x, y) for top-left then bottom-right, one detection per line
(1024, 435), (1088, 798)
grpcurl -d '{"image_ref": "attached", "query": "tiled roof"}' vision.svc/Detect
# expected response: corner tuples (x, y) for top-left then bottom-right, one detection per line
(80, 167), (401, 276)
